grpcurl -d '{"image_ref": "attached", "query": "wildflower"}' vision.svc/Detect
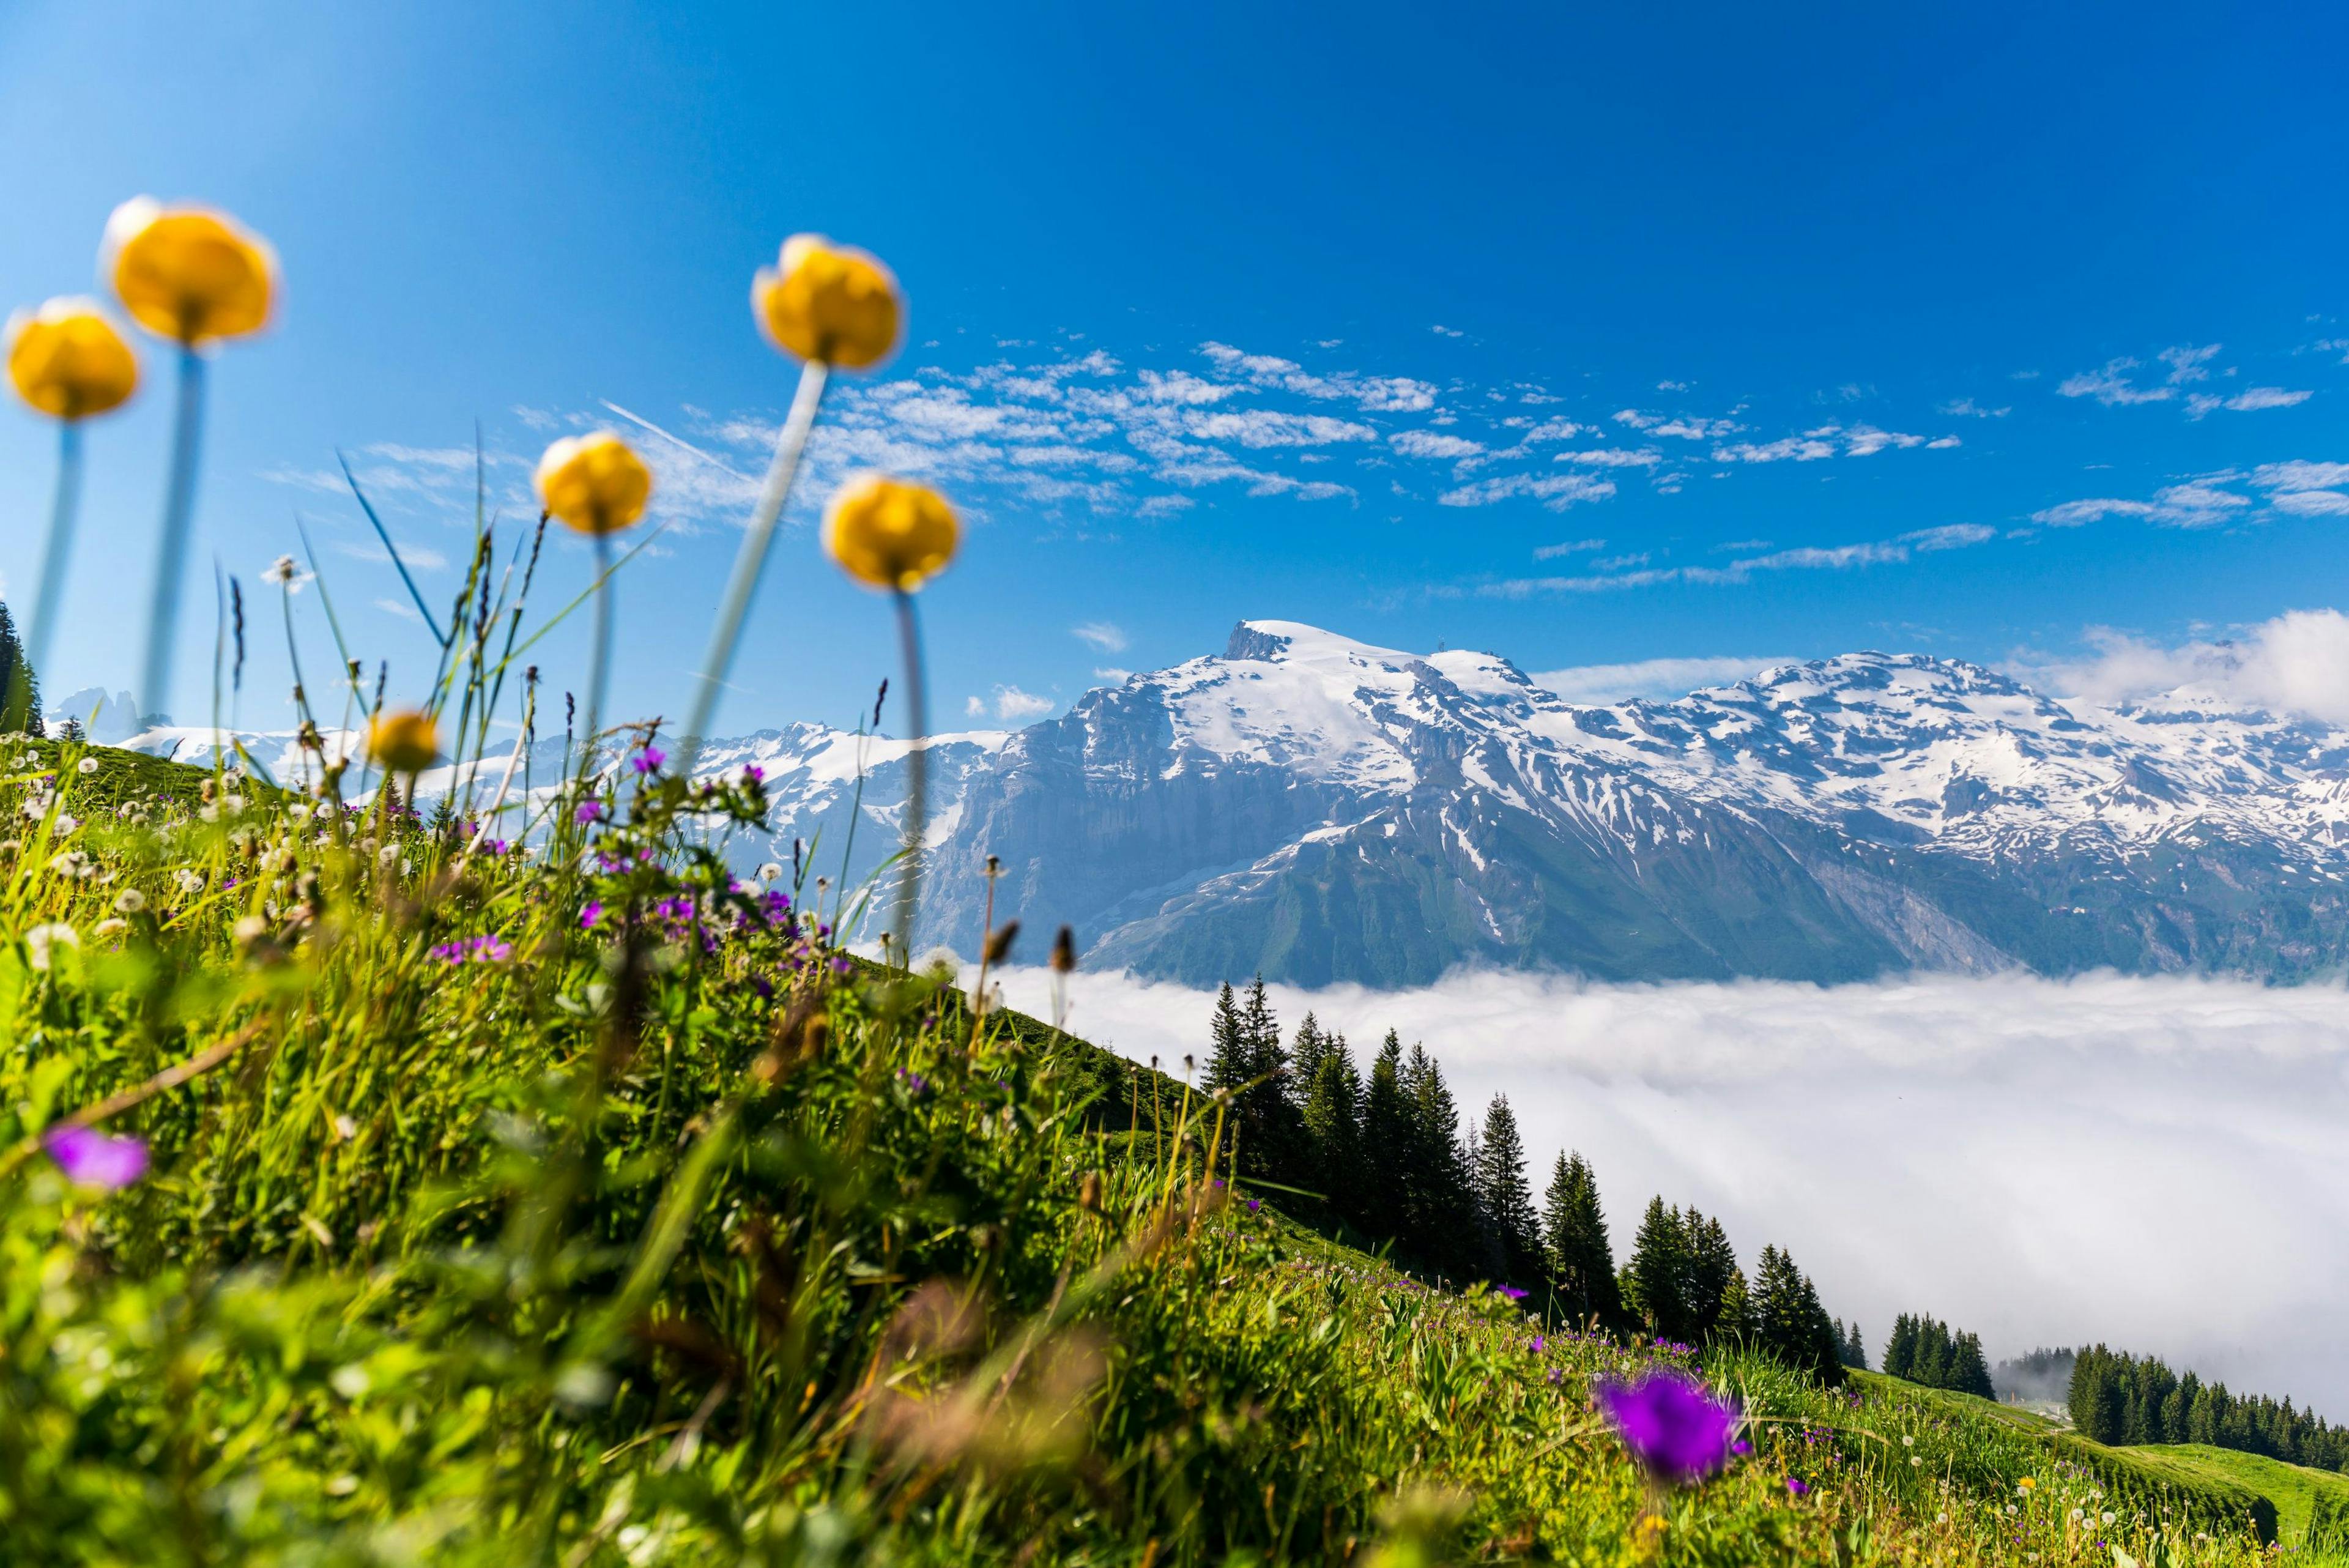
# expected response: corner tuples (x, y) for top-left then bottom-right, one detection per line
(261, 554), (303, 592)
(1496, 1285), (1529, 1302)
(103, 198), (278, 344)
(1909, 1455), (1922, 1466)
(1786, 1477), (1810, 1497)
(368, 709), (439, 773)
(48, 849), (93, 879)
(6, 297), (139, 419)
(25, 922), (79, 969)
(76, 756), (98, 775)
(2100, 1511), (2115, 1525)
(823, 472), (959, 592)
(173, 868), (204, 894)
(631, 746), (665, 775)
(579, 901), (604, 929)
(2017, 1477), (2036, 1496)
(757, 861), (784, 882)
(751, 235), (901, 369)
(52, 814), (80, 835)
(1595, 1370), (1740, 1485)
(43, 1124), (148, 1189)
(535, 431), (651, 536)
(112, 888), (146, 914)
(93, 917), (128, 937)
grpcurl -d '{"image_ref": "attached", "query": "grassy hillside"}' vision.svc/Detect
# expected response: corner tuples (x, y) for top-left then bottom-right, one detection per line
(2137, 1444), (2349, 1546)
(0, 727), (2325, 1565)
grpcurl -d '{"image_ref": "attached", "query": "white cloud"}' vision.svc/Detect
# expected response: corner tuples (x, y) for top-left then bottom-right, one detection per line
(1389, 430), (1486, 460)
(1656, 379), (1690, 392)
(2057, 357), (2176, 406)
(993, 965), (2349, 1414)
(2022, 607), (2349, 724)
(2186, 386), (2314, 420)
(1471, 524), (1995, 597)
(1071, 620), (1129, 653)
(374, 597), (423, 623)
(1431, 325), (1464, 338)
(1531, 538), (1606, 561)
(336, 538), (451, 573)
(1529, 654), (1795, 704)
(1554, 448), (1663, 468)
(1437, 472), (1617, 511)
(1938, 398), (2009, 418)
(985, 685), (1055, 722)
(2033, 461), (2349, 530)
(1092, 667), (1132, 683)
(2158, 343), (2222, 384)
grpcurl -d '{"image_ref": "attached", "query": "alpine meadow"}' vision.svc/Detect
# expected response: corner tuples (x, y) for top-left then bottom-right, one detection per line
(7, 5), (2349, 1565)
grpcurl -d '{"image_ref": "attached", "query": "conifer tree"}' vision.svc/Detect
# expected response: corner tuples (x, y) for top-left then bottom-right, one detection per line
(1359, 1031), (1413, 1247)
(1626, 1198), (1695, 1343)
(1302, 1040), (1363, 1217)
(0, 600), (43, 737)
(1683, 1210), (1742, 1343)
(1405, 1047), (1479, 1279)
(1751, 1244), (1844, 1383)
(1542, 1152), (1624, 1329)
(1474, 1096), (1541, 1288)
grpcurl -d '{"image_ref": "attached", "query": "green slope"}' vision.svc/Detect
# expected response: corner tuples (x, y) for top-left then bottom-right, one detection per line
(2137, 1443), (2349, 1545)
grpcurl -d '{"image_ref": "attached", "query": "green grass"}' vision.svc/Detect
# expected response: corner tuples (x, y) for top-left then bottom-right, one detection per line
(0, 724), (2315, 1566)
(2136, 1444), (2349, 1547)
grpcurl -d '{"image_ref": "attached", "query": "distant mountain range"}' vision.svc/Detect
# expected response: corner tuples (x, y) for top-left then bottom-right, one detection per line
(84, 620), (2349, 987)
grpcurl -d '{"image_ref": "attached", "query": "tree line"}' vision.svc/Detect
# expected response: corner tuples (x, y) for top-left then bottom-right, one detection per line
(1201, 978), (1846, 1380)
(2069, 1345), (2348, 1472)
(1880, 1313), (1994, 1398)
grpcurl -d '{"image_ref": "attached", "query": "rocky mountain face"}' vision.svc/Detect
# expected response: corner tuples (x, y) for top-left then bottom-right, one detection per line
(122, 620), (2349, 986)
(844, 620), (2349, 986)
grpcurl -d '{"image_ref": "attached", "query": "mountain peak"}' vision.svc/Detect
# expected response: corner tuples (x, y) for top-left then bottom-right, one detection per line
(1223, 619), (1412, 665)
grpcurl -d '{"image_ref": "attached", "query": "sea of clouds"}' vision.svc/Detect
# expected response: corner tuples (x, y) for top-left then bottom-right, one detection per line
(987, 967), (2349, 1414)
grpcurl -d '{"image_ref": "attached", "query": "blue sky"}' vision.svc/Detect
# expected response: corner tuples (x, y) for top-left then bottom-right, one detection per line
(6, 1), (2349, 735)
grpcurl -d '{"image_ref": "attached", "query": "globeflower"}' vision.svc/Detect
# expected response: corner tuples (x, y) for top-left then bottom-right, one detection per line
(102, 198), (278, 345)
(1595, 1369), (1741, 1485)
(823, 472), (960, 593)
(6, 298), (139, 418)
(369, 709), (439, 773)
(534, 432), (652, 537)
(752, 235), (901, 370)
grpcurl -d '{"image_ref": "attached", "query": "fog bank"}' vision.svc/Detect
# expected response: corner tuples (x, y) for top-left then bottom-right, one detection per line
(989, 967), (2349, 1415)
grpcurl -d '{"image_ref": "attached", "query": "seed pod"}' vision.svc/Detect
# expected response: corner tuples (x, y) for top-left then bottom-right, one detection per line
(1077, 1170), (1104, 1213)
(982, 920), (1019, 966)
(1051, 924), (1077, 975)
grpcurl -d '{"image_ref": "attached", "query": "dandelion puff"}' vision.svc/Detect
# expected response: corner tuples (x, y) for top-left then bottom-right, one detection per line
(113, 888), (146, 914)
(25, 922), (79, 968)
(76, 756), (98, 775)
(93, 917), (128, 937)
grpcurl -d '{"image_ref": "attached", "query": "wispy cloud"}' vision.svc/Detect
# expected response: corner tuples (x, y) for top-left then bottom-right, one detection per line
(966, 685), (1055, 723)
(2058, 344), (2309, 417)
(1529, 653), (1796, 704)
(336, 538), (451, 573)
(1465, 524), (1995, 598)
(1071, 621), (1129, 653)
(2016, 608), (2349, 724)
(2032, 458), (2348, 530)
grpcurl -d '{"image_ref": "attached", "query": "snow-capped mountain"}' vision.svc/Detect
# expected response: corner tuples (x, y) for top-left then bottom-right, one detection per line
(868, 620), (2349, 984)
(95, 620), (2349, 986)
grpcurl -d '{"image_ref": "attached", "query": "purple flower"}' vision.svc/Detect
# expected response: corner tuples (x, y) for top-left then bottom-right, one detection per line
(1596, 1370), (1741, 1485)
(579, 901), (604, 929)
(1529, 1334), (1547, 1353)
(431, 934), (513, 964)
(741, 764), (763, 782)
(1732, 1439), (1753, 1457)
(1785, 1477), (1810, 1497)
(1245, 1198), (1262, 1213)
(575, 801), (606, 825)
(632, 746), (665, 775)
(1497, 1285), (1529, 1302)
(44, 1126), (148, 1189)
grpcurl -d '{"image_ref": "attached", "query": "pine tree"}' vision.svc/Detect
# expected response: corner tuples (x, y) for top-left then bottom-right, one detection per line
(1883, 1313), (1918, 1380)
(1626, 1198), (1694, 1343)
(1751, 1244), (1844, 1383)
(1475, 1096), (1540, 1289)
(1683, 1210), (1741, 1344)
(1301, 1040), (1363, 1217)
(1542, 1152), (1623, 1329)
(1405, 1047), (1479, 1280)
(0, 600), (43, 737)
(1359, 1031), (1412, 1247)
(1206, 983), (1247, 1094)
(1843, 1321), (1868, 1370)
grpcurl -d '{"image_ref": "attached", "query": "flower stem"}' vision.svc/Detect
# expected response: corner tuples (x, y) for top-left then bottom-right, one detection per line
(892, 587), (928, 965)
(28, 418), (84, 679)
(678, 359), (830, 770)
(583, 530), (614, 778)
(139, 346), (207, 727)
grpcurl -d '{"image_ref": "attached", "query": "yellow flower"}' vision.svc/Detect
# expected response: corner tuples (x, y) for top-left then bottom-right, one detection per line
(823, 473), (959, 592)
(752, 236), (901, 370)
(102, 198), (278, 344)
(6, 298), (139, 418)
(368, 710), (439, 773)
(535, 432), (653, 536)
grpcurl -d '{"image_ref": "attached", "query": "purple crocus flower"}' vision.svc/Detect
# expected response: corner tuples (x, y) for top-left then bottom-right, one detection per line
(44, 1126), (149, 1189)
(579, 901), (604, 929)
(574, 801), (606, 825)
(1785, 1477), (1811, 1497)
(632, 746), (665, 775)
(1595, 1369), (1741, 1485)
